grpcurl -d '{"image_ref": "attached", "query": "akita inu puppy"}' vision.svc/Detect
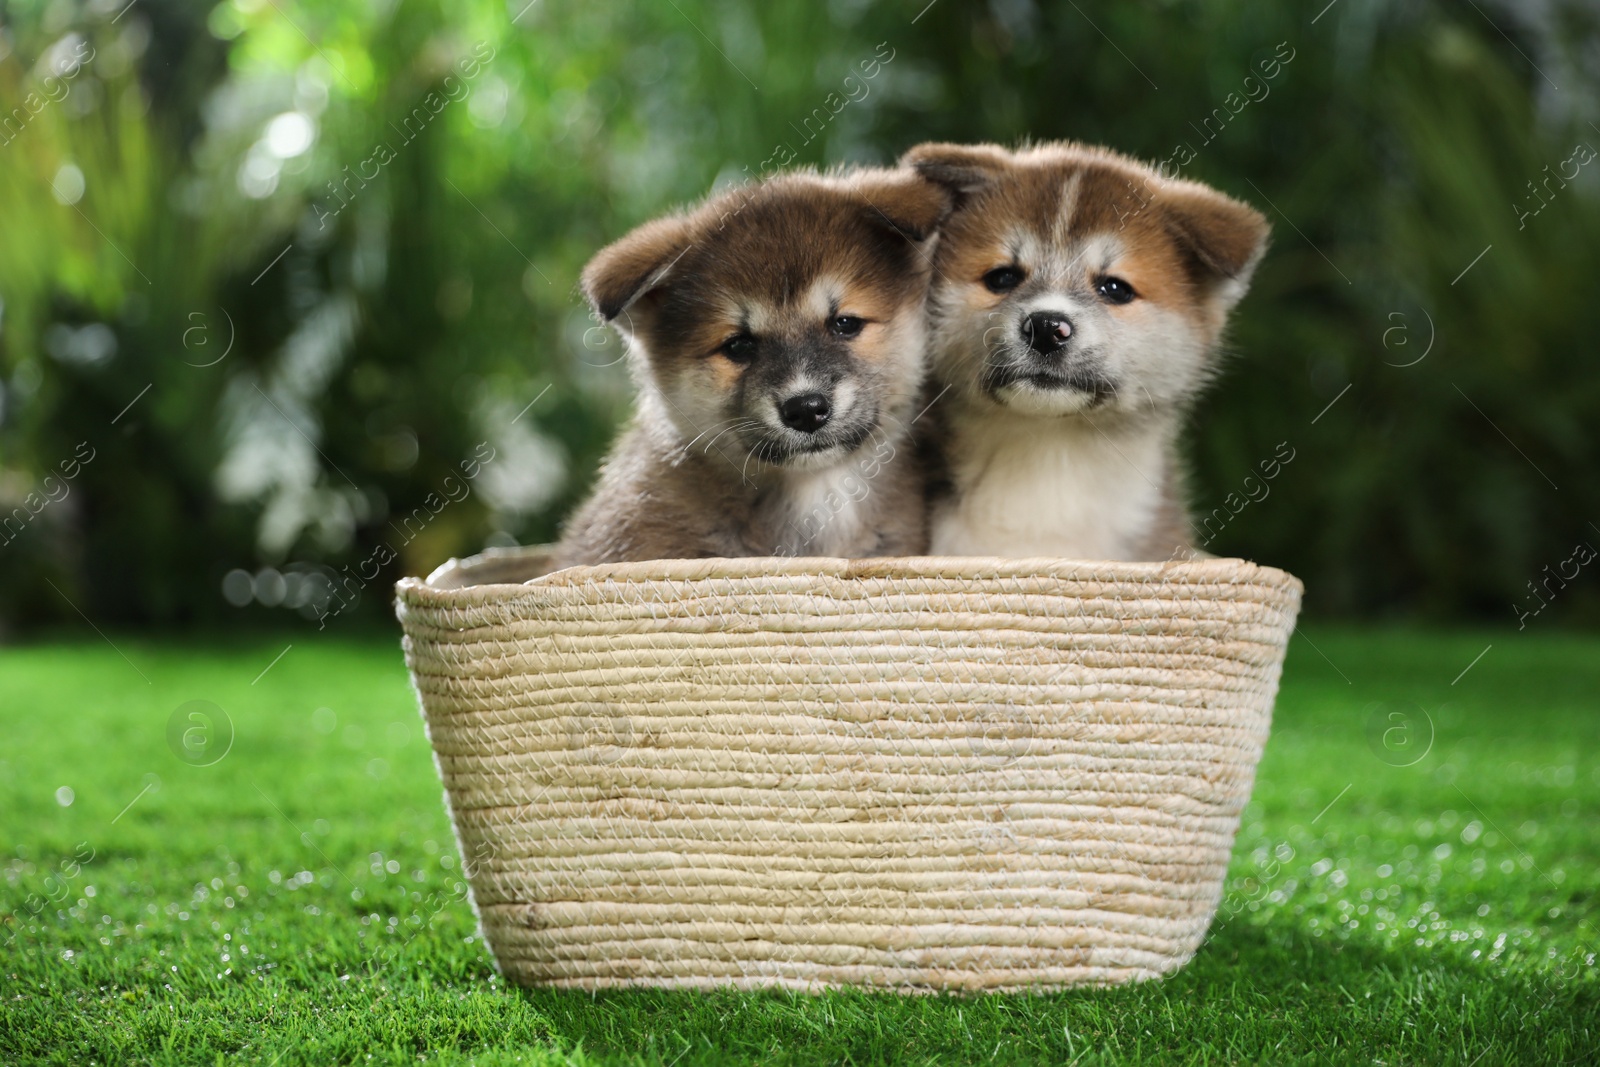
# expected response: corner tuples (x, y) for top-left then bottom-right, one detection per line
(555, 168), (949, 566)
(904, 141), (1270, 561)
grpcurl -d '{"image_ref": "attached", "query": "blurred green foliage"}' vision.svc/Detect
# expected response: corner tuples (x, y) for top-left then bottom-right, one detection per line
(0, 0), (1596, 631)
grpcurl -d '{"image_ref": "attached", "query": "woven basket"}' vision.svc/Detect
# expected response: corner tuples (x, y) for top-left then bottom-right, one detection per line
(396, 548), (1302, 993)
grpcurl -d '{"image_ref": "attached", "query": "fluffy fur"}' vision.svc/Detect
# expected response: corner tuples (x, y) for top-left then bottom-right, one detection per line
(554, 167), (949, 567)
(904, 141), (1270, 561)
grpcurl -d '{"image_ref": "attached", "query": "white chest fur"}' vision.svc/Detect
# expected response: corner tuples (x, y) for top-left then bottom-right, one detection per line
(931, 412), (1171, 560)
(769, 463), (874, 557)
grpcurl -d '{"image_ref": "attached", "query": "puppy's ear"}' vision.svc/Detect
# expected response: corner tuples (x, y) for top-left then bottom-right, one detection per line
(581, 214), (694, 322)
(851, 169), (953, 241)
(1158, 184), (1271, 308)
(900, 141), (1011, 195)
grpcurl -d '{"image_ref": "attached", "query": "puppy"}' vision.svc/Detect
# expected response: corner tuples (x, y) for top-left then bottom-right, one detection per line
(553, 168), (949, 568)
(903, 141), (1270, 560)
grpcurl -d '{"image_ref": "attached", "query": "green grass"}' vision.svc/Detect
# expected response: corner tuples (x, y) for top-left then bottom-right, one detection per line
(1, 628), (1596, 1065)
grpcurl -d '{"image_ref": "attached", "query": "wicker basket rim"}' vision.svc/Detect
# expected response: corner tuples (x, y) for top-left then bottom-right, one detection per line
(399, 545), (1303, 601)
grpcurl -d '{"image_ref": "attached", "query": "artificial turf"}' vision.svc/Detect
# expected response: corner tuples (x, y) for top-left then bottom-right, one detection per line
(1, 627), (1595, 1064)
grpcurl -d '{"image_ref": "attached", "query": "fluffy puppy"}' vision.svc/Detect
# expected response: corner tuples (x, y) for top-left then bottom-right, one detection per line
(553, 168), (949, 567)
(903, 141), (1270, 560)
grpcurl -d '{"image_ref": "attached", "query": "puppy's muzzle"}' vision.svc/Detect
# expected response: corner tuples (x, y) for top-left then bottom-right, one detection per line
(1022, 311), (1073, 356)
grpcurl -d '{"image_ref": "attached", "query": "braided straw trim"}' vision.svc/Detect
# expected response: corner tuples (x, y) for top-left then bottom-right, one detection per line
(396, 549), (1301, 993)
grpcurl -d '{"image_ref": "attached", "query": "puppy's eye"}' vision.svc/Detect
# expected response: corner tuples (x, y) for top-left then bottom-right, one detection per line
(982, 266), (1025, 293)
(1096, 276), (1138, 305)
(719, 334), (759, 364)
(828, 315), (866, 339)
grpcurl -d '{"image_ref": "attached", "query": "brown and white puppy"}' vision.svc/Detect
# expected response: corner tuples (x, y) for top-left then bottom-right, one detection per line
(553, 168), (948, 568)
(903, 141), (1270, 560)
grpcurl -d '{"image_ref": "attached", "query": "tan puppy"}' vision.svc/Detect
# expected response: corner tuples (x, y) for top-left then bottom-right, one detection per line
(554, 168), (949, 567)
(904, 141), (1270, 560)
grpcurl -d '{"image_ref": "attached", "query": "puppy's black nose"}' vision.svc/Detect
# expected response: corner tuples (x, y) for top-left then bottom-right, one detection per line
(1023, 311), (1073, 355)
(778, 393), (832, 433)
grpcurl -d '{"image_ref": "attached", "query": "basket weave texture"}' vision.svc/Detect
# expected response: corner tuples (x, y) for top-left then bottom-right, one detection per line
(395, 549), (1302, 993)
